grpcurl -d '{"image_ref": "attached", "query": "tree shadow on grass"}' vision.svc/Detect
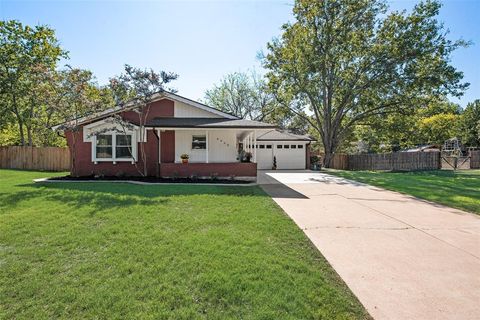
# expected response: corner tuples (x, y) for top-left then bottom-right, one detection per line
(1, 182), (268, 215)
(0, 188), (169, 215)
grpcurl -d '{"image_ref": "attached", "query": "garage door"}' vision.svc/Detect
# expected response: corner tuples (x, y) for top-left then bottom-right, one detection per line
(256, 142), (306, 170)
(256, 144), (274, 169)
(274, 143), (306, 169)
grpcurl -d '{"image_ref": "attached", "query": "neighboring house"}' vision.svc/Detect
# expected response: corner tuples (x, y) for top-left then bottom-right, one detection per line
(54, 92), (313, 178)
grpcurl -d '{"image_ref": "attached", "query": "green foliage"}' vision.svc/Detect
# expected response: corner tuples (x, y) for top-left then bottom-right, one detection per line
(459, 100), (480, 147)
(0, 169), (368, 319)
(417, 113), (460, 145)
(0, 20), (67, 146)
(264, 0), (469, 166)
(0, 21), (113, 147)
(349, 98), (464, 152)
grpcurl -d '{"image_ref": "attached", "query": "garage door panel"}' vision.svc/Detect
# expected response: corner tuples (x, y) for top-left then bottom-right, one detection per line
(257, 148), (273, 169)
(275, 148), (306, 169)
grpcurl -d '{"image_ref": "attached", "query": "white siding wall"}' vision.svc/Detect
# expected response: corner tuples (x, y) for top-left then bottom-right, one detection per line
(174, 101), (221, 118)
(174, 130), (238, 163)
(208, 130), (238, 162)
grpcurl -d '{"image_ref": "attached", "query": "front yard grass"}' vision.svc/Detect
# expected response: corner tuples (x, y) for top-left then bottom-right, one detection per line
(0, 169), (368, 319)
(326, 169), (480, 214)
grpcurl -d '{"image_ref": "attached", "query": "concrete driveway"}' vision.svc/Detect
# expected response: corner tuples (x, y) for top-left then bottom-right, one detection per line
(259, 170), (480, 320)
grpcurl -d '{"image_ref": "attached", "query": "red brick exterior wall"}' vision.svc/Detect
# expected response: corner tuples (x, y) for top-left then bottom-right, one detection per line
(160, 130), (175, 163)
(160, 162), (257, 178)
(121, 99), (174, 124)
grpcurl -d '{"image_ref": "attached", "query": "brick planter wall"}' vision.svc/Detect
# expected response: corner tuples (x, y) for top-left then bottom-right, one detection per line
(159, 162), (257, 178)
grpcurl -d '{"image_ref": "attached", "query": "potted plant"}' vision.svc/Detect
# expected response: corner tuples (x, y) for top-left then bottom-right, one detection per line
(244, 152), (252, 163)
(310, 155), (321, 171)
(180, 153), (189, 164)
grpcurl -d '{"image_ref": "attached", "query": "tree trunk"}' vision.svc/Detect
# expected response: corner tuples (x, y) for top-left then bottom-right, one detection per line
(27, 126), (33, 146)
(321, 132), (337, 168)
(71, 131), (77, 177)
(323, 151), (334, 168)
(18, 120), (25, 146)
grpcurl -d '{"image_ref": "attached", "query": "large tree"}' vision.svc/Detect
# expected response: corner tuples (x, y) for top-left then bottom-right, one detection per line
(0, 20), (66, 145)
(204, 71), (278, 121)
(264, 0), (469, 166)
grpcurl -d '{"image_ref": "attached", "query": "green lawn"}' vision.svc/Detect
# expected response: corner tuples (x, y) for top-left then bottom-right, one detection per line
(326, 169), (480, 214)
(0, 169), (368, 319)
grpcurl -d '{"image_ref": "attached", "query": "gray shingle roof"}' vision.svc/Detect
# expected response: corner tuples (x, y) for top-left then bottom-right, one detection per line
(145, 117), (276, 129)
(257, 130), (314, 141)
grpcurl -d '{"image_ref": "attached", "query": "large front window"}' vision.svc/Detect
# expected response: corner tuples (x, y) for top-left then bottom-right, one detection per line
(94, 133), (134, 161)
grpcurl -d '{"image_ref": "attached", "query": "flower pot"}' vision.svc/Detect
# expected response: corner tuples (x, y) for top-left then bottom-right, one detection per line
(182, 159), (188, 164)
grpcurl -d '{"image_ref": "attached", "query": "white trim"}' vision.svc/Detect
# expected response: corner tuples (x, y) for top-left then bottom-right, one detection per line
(82, 118), (139, 142)
(157, 129), (161, 164)
(92, 131), (138, 163)
(206, 130), (209, 163)
(253, 130), (257, 163)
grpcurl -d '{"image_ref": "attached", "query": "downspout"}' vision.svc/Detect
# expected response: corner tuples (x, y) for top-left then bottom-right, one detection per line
(152, 128), (160, 177)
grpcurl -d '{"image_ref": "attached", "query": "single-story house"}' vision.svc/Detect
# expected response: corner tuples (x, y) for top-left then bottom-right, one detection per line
(54, 92), (313, 178)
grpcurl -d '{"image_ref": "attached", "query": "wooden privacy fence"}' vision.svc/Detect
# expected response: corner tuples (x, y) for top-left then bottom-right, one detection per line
(324, 151), (441, 171)
(470, 151), (480, 169)
(0, 146), (70, 172)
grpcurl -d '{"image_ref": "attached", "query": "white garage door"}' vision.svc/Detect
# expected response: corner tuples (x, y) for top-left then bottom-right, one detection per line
(275, 143), (306, 169)
(256, 144), (274, 169)
(256, 142), (306, 170)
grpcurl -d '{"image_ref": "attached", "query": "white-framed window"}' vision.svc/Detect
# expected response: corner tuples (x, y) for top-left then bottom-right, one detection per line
(96, 134), (113, 158)
(116, 135), (132, 158)
(93, 132), (136, 162)
(192, 135), (206, 150)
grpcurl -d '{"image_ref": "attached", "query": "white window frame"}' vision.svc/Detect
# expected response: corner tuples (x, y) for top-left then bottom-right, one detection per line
(92, 131), (137, 164)
(191, 135), (207, 150)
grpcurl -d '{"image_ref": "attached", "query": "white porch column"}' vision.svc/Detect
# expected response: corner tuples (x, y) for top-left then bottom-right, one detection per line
(206, 130), (209, 163)
(249, 133), (252, 153)
(253, 130), (257, 163)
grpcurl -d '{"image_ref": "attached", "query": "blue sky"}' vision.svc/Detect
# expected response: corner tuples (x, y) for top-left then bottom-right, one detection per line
(1, 0), (478, 107)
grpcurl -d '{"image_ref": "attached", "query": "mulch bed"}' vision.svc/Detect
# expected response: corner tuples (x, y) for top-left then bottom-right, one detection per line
(47, 175), (254, 184)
